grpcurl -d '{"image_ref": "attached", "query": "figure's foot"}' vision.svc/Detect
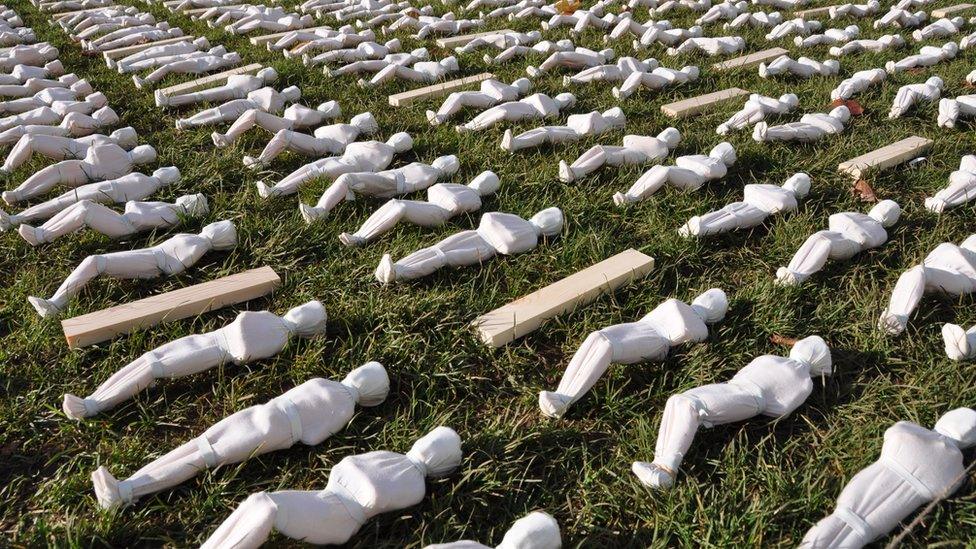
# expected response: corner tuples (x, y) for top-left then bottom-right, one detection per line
(558, 160), (574, 182)
(538, 390), (572, 418)
(299, 203), (326, 224)
(338, 232), (366, 247)
(775, 267), (802, 286)
(154, 90), (168, 107)
(132, 75), (146, 89)
(91, 466), (127, 509)
(255, 181), (276, 199)
(526, 65), (541, 77)
(17, 224), (43, 246)
(375, 253), (395, 283)
(500, 129), (514, 152)
(631, 461), (675, 489)
(62, 393), (95, 420)
(211, 132), (229, 147)
(879, 310), (907, 335)
(2, 189), (20, 205)
(242, 155), (262, 169)
(28, 295), (60, 318)
(426, 109), (443, 126)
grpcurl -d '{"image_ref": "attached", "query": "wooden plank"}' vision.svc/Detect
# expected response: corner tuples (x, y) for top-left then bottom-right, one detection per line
(388, 72), (493, 107)
(932, 3), (974, 17)
(248, 24), (333, 45)
(661, 87), (749, 118)
(435, 28), (515, 48)
(795, 5), (835, 18)
(185, 3), (245, 15)
(61, 266), (281, 348)
(49, 5), (118, 18)
(471, 249), (655, 347)
(712, 47), (789, 71)
(157, 62), (262, 96)
(838, 136), (933, 180)
(102, 35), (194, 63)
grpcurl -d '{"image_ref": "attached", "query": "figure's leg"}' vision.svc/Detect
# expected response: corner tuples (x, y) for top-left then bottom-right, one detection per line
(5, 161), (88, 204)
(613, 165), (670, 205)
(91, 440), (206, 508)
(560, 145), (608, 182)
(340, 200), (448, 246)
(19, 200), (133, 245)
(214, 110), (291, 147)
(257, 158), (331, 198)
(428, 91), (494, 125)
(880, 265), (927, 335)
(375, 229), (494, 283)
(458, 105), (509, 132)
(538, 331), (614, 418)
(679, 203), (768, 237)
(502, 126), (577, 152)
(299, 176), (355, 222)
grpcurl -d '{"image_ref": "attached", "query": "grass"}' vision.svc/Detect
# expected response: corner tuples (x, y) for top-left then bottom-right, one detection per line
(2, 0), (976, 546)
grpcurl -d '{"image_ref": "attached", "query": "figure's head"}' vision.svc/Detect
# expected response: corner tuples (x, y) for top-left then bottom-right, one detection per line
(828, 105), (851, 123)
(280, 85), (301, 102)
(498, 512), (562, 549)
(869, 199), (901, 227)
(599, 48), (615, 61)
(554, 92), (576, 108)
(282, 300), (328, 337)
(85, 92), (108, 108)
(432, 155), (460, 175)
(385, 38), (401, 50)
(44, 59), (64, 76)
(192, 36), (210, 49)
(844, 25), (859, 36)
(411, 47), (430, 59)
(129, 145), (157, 164)
(386, 132), (413, 153)
(199, 219), (237, 250)
(710, 141), (737, 166)
(512, 77), (532, 94)
(316, 100), (341, 118)
(175, 193), (209, 217)
(109, 127), (138, 150)
(779, 93), (799, 109)
(934, 408), (976, 448)
(823, 59), (840, 73)
(257, 67), (279, 83)
(405, 426), (462, 477)
(71, 79), (94, 96)
(656, 127), (681, 149)
(789, 335), (832, 376)
(441, 55), (459, 71)
(926, 76), (944, 89)
(942, 42), (959, 57)
(555, 39), (573, 49)
(529, 207), (564, 237)
(350, 112), (379, 134)
(469, 170), (500, 196)
(689, 25), (703, 36)
(783, 172), (811, 199)
(527, 30), (542, 41)
(153, 166), (181, 185)
(341, 361), (390, 407)
(690, 288), (728, 323)
(681, 65), (701, 80)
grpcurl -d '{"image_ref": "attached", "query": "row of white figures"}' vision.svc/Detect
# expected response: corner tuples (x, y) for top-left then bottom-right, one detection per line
(501, 107), (626, 152)
(678, 172), (809, 237)
(303, 0), (422, 23)
(0, 6), (35, 46)
(753, 105), (850, 143)
(724, 10), (783, 30)
(559, 127), (680, 182)
(61, 7), (155, 41)
(35, 0), (113, 11)
(192, 4), (314, 36)
(758, 55), (839, 78)
(383, 11), (484, 38)
(563, 56), (659, 86)
(613, 142), (737, 206)
(456, 92), (576, 133)
(795, 25), (858, 47)
(483, 38), (574, 65)
(322, 3), (436, 29)
(157, 67), (280, 108)
(455, 29), (540, 54)
(27, 219), (238, 318)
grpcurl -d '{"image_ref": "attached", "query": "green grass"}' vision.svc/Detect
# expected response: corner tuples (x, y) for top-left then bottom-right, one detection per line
(2, 0), (976, 546)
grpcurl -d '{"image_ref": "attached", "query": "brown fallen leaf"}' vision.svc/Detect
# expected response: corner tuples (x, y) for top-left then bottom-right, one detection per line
(829, 98), (864, 116)
(770, 334), (798, 346)
(852, 179), (878, 202)
(965, 80), (976, 90)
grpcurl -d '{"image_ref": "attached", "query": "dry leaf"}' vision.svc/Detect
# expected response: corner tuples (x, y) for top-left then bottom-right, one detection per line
(829, 98), (864, 116)
(852, 179), (877, 202)
(770, 334), (798, 346)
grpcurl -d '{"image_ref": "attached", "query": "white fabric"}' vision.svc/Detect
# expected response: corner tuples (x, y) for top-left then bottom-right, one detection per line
(28, 219), (238, 318)
(501, 107), (625, 153)
(912, 16), (964, 41)
(879, 234), (976, 335)
(666, 36), (745, 56)
(90, 361), (389, 508)
(889, 76), (942, 118)
(697, 1), (749, 25)
(717, 93), (798, 134)
(132, 52), (242, 89)
(678, 172), (808, 236)
(0, 43), (59, 70)
(525, 47), (615, 77)
(632, 336), (831, 489)
(765, 18), (820, 40)
(455, 30), (540, 53)
(758, 55), (838, 78)
(62, 300), (328, 419)
(0, 128), (137, 173)
(83, 24), (185, 53)
(634, 24), (703, 49)
(456, 92), (576, 132)
(375, 207), (563, 283)
(723, 11), (782, 29)
(795, 25), (858, 47)
(829, 0), (879, 18)
(200, 426), (463, 549)
(110, 37), (208, 70)
(753, 105), (850, 142)
(873, 7), (926, 29)
(800, 408), (976, 548)
(564, 57), (658, 86)
(483, 39), (573, 65)
(175, 86), (308, 129)
(357, 55), (459, 87)
(303, 39), (401, 66)
(559, 128), (681, 182)
(425, 511), (561, 549)
(427, 78), (532, 126)
(777, 200), (900, 285)
(926, 156), (976, 212)
(155, 68), (279, 108)
(886, 42), (957, 74)
(539, 289), (728, 418)
(829, 34), (904, 56)
(614, 142), (737, 205)
(830, 68), (885, 99)
(0, 105), (119, 141)
(611, 65), (699, 100)
(0, 61), (65, 85)
(240, 112), (380, 168)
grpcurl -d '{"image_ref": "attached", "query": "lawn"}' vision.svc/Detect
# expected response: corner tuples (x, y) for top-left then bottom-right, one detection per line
(2, 0), (976, 546)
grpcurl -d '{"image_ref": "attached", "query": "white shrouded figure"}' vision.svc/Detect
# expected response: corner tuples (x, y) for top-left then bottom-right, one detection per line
(339, 171), (500, 246)
(795, 25), (858, 47)
(0, 104), (117, 139)
(0, 167), (180, 230)
(828, 0), (879, 18)
(132, 52), (241, 89)
(357, 55), (459, 87)
(277, 28), (376, 57)
(666, 36), (745, 56)
(0, 60), (66, 85)
(483, 39), (573, 65)
(830, 34), (904, 56)
(526, 47), (615, 77)
(90, 361), (390, 508)
(0, 43), (59, 70)
(206, 102), (345, 145)
(889, 76), (942, 118)
(925, 156), (976, 212)
(375, 207), (563, 284)
(878, 234), (976, 335)
(0, 127), (138, 174)
(455, 30), (541, 53)
(117, 46), (229, 75)
(17, 193), (208, 246)
(873, 7), (926, 29)
(766, 18), (820, 40)
(501, 107), (626, 153)
(426, 78), (532, 126)
(62, 300), (327, 420)
(302, 39), (401, 66)
(612, 65), (699, 100)
(678, 172), (809, 236)
(753, 0), (811, 7)
(28, 219), (237, 319)
(539, 289), (728, 418)
(776, 200), (901, 286)
(697, 1), (749, 25)
(758, 55), (839, 78)
(424, 512), (561, 549)
(962, 31), (976, 49)
(717, 93), (798, 135)
(300, 155), (460, 222)
(634, 25), (703, 49)
(241, 112), (380, 169)
(563, 57), (659, 86)
(0, 76), (89, 102)
(613, 142), (737, 205)
(0, 87), (100, 115)
(724, 11), (783, 30)
(84, 24), (185, 53)
(912, 16), (964, 41)
(111, 37), (210, 71)
(800, 408), (976, 548)
(886, 43), (957, 74)
(632, 335), (831, 489)
(559, 128), (681, 183)
(155, 67), (279, 108)
(831, 68), (885, 100)
(456, 93), (576, 133)
(943, 323), (976, 360)
(752, 105), (850, 143)
(256, 132), (414, 199)
(3, 143), (157, 204)
(199, 426), (462, 549)
(606, 18), (670, 42)
(174, 86), (314, 130)
(324, 48), (428, 77)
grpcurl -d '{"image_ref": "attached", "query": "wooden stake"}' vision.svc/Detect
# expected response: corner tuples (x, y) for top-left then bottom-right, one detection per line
(435, 29), (515, 49)
(838, 136), (933, 180)
(157, 62), (263, 97)
(102, 35), (195, 64)
(388, 72), (493, 107)
(661, 87), (749, 118)
(712, 47), (789, 71)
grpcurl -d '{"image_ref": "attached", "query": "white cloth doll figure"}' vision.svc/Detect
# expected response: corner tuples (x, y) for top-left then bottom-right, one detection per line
(886, 42), (957, 74)
(199, 426), (462, 549)
(300, 155), (460, 222)
(276, 28), (374, 57)
(830, 34), (905, 56)
(17, 193), (207, 245)
(424, 511), (562, 549)
(873, 7), (926, 29)
(339, 171), (500, 246)
(62, 300), (327, 419)
(559, 128), (681, 183)
(0, 86), (99, 115)
(961, 30), (976, 49)
(831, 68), (886, 99)
(605, 18), (668, 43)
(0, 127), (138, 174)
(132, 51), (241, 89)
(697, 1), (748, 25)
(526, 48), (615, 77)
(28, 219), (238, 318)
(634, 25), (704, 49)
(501, 107), (626, 153)
(70, 14), (157, 42)
(415, 17), (484, 38)
(926, 156), (976, 212)
(117, 45), (230, 74)
(84, 24), (185, 52)
(303, 39), (401, 66)
(539, 288), (728, 418)
(241, 112), (380, 168)
(256, 132), (413, 199)
(879, 234), (976, 335)
(324, 48), (429, 78)
(455, 30), (540, 53)
(456, 93), (576, 133)
(753, 105), (850, 143)
(632, 335), (832, 489)
(829, 0), (879, 18)
(174, 86), (308, 130)
(612, 65), (699, 100)
(666, 36), (745, 56)
(375, 207), (563, 283)
(3, 143), (157, 204)
(484, 39), (574, 65)
(723, 11), (783, 30)
(155, 67), (279, 108)
(112, 37), (210, 71)
(889, 76), (942, 118)
(227, 11), (314, 35)
(758, 55), (839, 78)
(913, 16), (964, 41)
(943, 323), (976, 360)
(795, 25), (858, 47)
(427, 78), (532, 126)
(0, 167), (181, 230)
(766, 18), (821, 40)
(776, 200), (901, 286)
(358, 54), (459, 87)
(678, 172), (809, 237)
(800, 408), (976, 548)
(0, 60), (66, 85)
(0, 106), (120, 144)
(614, 142), (738, 206)
(717, 93), (798, 135)
(0, 44), (59, 70)
(563, 57), (658, 86)
(90, 361), (390, 508)
(207, 102), (343, 144)
(0, 75), (89, 100)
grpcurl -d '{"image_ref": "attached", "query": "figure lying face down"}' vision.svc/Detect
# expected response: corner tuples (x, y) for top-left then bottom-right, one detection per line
(426, 77), (532, 126)
(614, 142), (737, 206)
(925, 156), (976, 212)
(424, 512), (561, 549)
(501, 107), (625, 153)
(678, 172), (809, 237)
(558, 127), (681, 182)
(717, 93), (798, 135)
